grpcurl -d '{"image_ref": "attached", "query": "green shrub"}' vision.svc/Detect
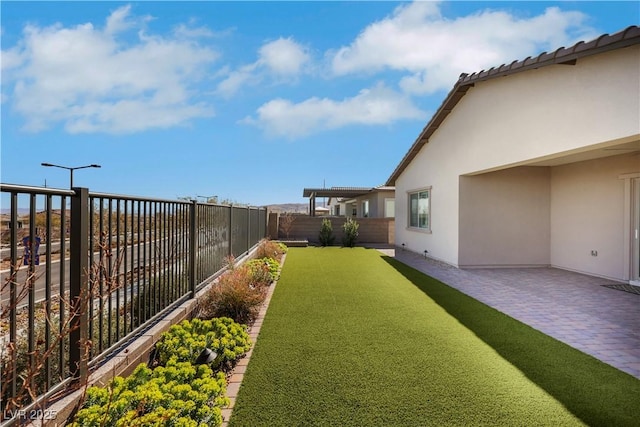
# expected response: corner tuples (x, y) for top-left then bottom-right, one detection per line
(154, 318), (251, 371)
(342, 218), (359, 247)
(319, 218), (335, 246)
(244, 261), (273, 288)
(247, 257), (280, 283)
(198, 269), (267, 325)
(71, 359), (228, 427)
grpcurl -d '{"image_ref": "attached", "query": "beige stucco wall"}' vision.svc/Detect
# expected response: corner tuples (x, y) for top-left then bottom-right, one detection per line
(455, 45), (640, 174)
(348, 191), (395, 218)
(459, 167), (551, 267)
(371, 190), (394, 217)
(395, 45), (640, 270)
(550, 153), (639, 280)
(353, 195), (371, 218)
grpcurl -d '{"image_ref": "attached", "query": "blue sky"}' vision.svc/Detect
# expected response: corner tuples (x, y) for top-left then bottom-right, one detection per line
(1, 1), (638, 206)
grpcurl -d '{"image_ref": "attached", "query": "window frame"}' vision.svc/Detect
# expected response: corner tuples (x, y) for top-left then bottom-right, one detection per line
(407, 187), (431, 232)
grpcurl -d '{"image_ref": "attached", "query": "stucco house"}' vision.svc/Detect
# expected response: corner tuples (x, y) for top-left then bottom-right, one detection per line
(314, 206), (330, 216)
(304, 186), (395, 218)
(387, 26), (640, 284)
(326, 197), (347, 216)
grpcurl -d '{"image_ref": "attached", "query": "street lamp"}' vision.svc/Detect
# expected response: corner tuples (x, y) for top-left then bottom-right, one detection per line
(41, 163), (101, 189)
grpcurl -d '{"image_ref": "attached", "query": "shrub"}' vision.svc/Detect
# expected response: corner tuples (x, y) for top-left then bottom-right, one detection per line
(245, 261), (273, 288)
(198, 269), (266, 325)
(247, 257), (280, 284)
(154, 318), (251, 371)
(255, 240), (286, 261)
(342, 218), (359, 247)
(1, 300), (127, 410)
(70, 359), (229, 427)
(223, 255), (236, 271)
(319, 218), (335, 246)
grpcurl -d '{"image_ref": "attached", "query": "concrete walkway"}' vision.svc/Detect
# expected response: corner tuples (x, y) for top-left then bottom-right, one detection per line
(383, 248), (640, 379)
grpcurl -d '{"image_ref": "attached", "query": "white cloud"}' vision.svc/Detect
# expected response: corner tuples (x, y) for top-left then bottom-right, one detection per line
(173, 23), (215, 39)
(0, 46), (26, 71)
(2, 5), (218, 134)
(241, 83), (425, 139)
(330, 1), (596, 94)
(258, 37), (310, 76)
(104, 4), (136, 35)
(216, 63), (259, 98)
(216, 37), (310, 97)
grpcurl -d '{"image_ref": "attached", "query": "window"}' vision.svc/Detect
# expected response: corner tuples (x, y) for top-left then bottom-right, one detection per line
(409, 188), (430, 230)
(384, 199), (395, 218)
(362, 200), (369, 217)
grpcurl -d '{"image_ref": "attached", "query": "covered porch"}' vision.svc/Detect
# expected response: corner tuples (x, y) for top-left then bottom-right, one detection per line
(457, 142), (640, 283)
(303, 187), (377, 217)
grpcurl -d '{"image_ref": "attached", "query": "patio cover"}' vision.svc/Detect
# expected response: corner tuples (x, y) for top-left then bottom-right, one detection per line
(303, 186), (393, 216)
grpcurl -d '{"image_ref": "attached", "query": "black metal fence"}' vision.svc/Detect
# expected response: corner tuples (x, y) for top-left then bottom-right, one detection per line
(0, 184), (266, 423)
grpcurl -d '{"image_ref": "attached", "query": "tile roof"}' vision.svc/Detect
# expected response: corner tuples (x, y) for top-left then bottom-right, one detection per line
(386, 25), (640, 186)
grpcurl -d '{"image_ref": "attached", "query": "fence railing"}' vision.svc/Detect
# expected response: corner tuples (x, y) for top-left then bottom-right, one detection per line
(0, 184), (266, 423)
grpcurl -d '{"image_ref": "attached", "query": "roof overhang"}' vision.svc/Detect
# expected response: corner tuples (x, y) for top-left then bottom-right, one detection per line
(385, 25), (640, 186)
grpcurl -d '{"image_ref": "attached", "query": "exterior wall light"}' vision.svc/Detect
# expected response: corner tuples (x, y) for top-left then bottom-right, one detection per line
(195, 348), (218, 365)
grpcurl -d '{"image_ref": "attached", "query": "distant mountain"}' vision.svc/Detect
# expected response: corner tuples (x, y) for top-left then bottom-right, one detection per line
(264, 203), (308, 214)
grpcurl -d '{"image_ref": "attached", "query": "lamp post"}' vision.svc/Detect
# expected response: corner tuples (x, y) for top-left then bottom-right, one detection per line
(41, 163), (101, 189)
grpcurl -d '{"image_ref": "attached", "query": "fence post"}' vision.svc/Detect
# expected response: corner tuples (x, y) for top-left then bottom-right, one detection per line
(69, 187), (89, 383)
(229, 205), (233, 257)
(189, 200), (197, 297)
(263, 209), (267, 239)
(8, 192), (18, 399)
(247, 207), (251, 254)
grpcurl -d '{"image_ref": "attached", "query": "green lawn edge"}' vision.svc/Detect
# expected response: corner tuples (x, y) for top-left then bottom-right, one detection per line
(229, 247), (639, 427)
(381, 255), (640, 426)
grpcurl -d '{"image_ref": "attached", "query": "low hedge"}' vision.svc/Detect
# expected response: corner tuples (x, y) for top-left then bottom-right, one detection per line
(71, 359), (229, 427)
(246, 257), (280, 282)
(154, 318), (251, 372)
(72, 318), (251, 426)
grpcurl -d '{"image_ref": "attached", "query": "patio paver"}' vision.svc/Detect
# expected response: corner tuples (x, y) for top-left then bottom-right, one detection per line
(388, 247), (640, 379)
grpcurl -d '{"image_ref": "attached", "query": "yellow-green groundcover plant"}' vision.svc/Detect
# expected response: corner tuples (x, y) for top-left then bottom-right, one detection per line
(71, 359), (228, 427)
(72, 317), (251, 426)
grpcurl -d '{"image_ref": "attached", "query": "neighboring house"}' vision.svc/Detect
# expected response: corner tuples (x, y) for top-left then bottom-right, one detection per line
(314, 206), (330, 216)
(386, 26), (640, 284)
(327, 197), (347, 216)
(0, 214), (23, 229)
(303, 186), (395, 218)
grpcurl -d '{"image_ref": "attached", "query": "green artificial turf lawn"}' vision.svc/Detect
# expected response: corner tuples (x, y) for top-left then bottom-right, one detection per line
(229, 247), (640, 427)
